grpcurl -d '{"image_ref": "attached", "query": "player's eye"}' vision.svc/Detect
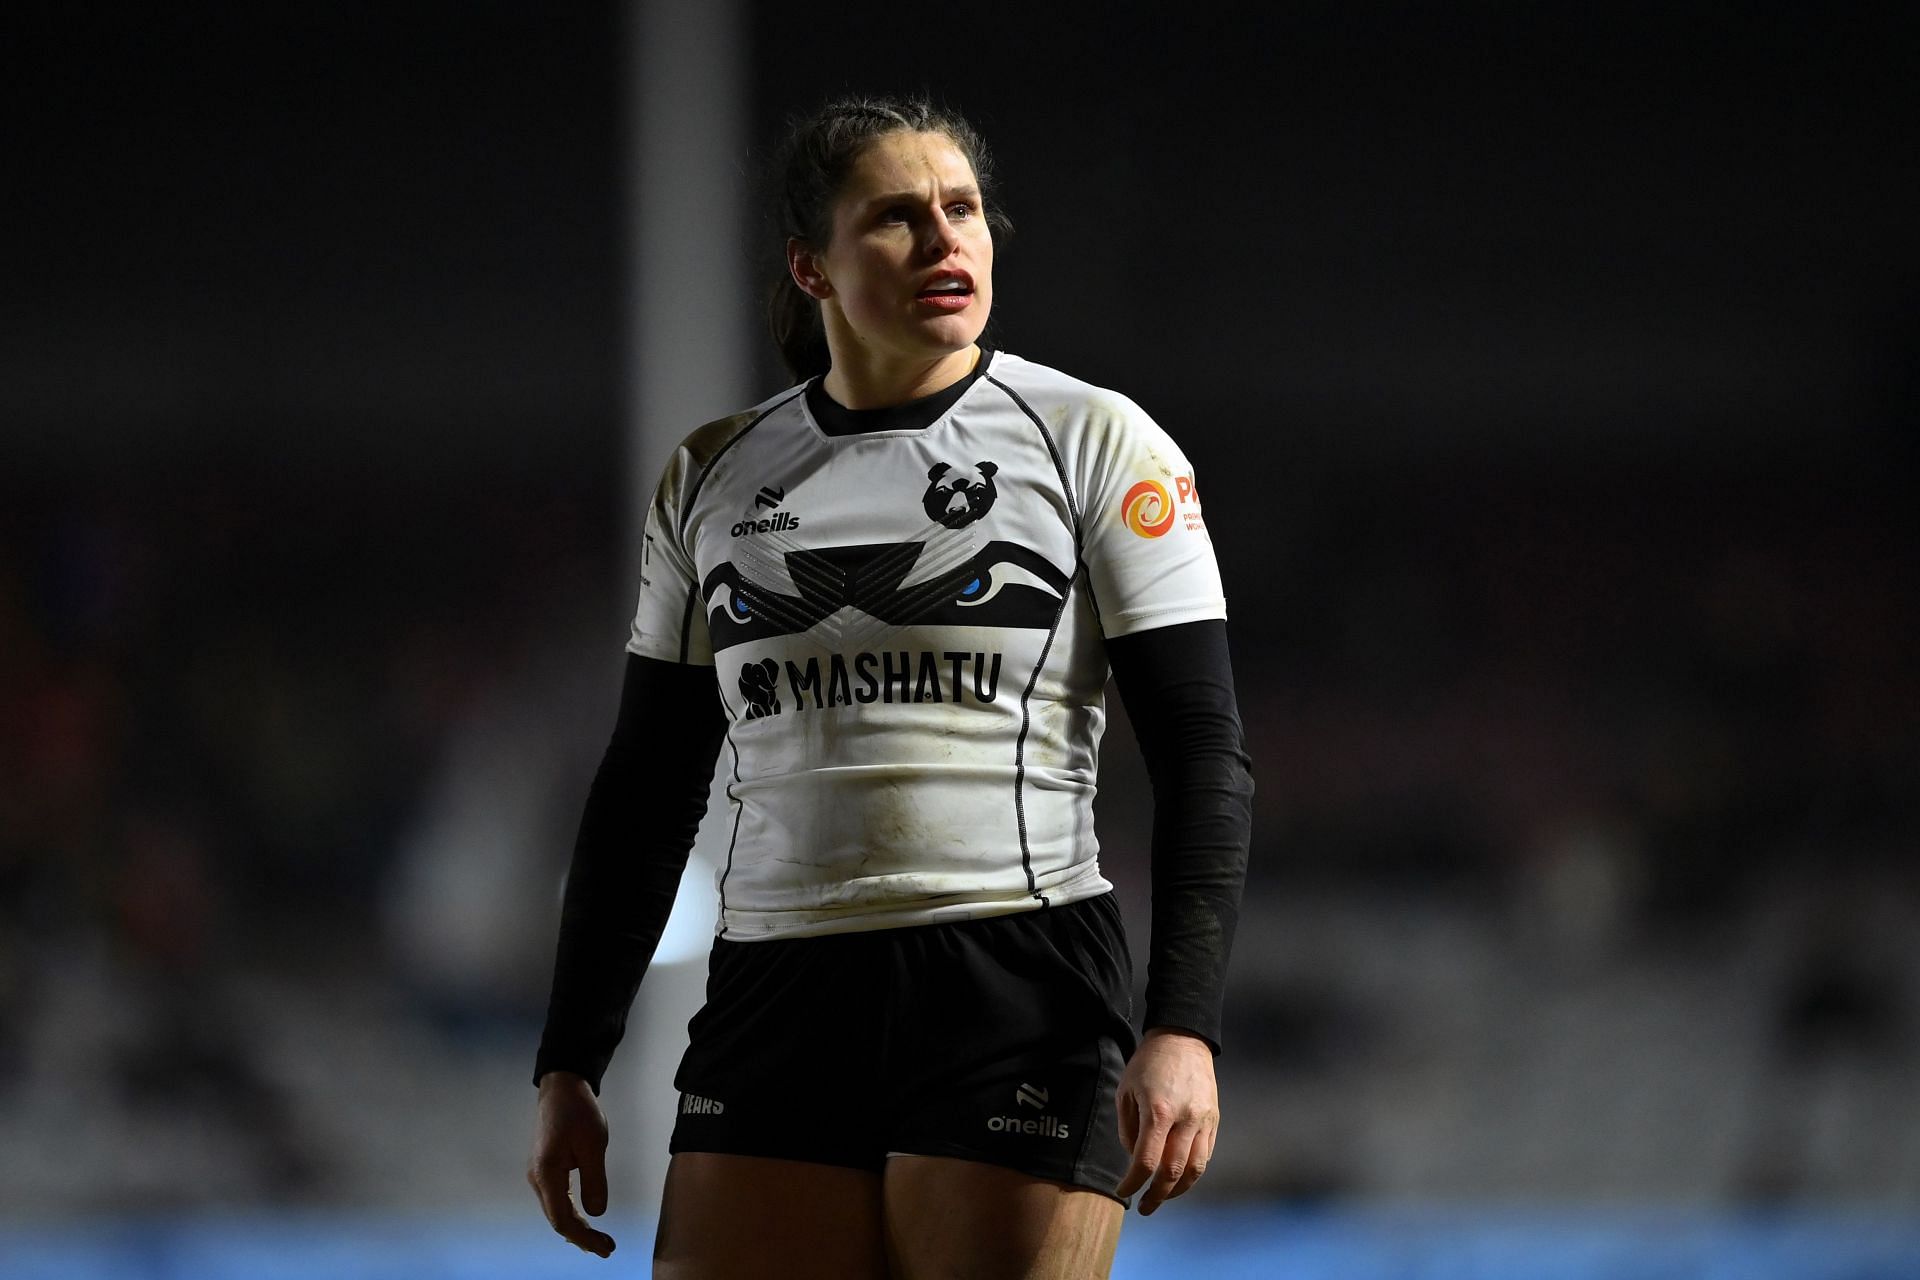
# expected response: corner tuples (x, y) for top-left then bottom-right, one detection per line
(946, 201), (975, 220)
(879, 205), (911, 225)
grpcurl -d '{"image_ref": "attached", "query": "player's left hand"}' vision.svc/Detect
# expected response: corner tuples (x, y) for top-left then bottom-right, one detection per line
(528, 1071), (617, 1258)
(1115, 1027), (1218, 1215)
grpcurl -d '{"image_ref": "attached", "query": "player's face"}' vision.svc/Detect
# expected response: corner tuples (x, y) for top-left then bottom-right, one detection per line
(814, 131), (994, 362)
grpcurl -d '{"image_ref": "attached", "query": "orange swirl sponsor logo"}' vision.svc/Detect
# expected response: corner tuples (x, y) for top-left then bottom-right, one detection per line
(1121, 479), (1176, 538)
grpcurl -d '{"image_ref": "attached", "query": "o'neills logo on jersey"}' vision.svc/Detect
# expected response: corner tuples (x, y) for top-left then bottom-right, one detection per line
(737, 650), (1004, 717)
(731, 511), (800, 538)
(732, 483), (799, 538)
(1121, 474), (1204, 538)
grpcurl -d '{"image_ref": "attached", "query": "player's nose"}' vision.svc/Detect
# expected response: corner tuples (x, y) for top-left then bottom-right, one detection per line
(923, 212), (963, 258)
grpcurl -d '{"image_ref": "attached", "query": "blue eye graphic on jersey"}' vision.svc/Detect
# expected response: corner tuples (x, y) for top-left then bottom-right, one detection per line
(702, 570), (836, 649)
(953, 561), (1059, 610)
(896, 546), (1068, 629)
(701, 541), (1069, 652)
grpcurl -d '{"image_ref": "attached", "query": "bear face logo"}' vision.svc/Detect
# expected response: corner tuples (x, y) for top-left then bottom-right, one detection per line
(738, 659), (781, 718)
(923, 460), (999, 529)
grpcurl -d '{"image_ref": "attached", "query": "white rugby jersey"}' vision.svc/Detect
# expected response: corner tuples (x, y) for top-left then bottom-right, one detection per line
(629, 351), (1225, 940)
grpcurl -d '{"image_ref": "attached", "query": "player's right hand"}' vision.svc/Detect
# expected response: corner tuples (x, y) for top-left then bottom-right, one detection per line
(528, 1071), (617, 1258)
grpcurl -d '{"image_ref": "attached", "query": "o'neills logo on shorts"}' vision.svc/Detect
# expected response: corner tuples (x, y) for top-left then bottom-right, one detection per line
(986, 1114), (1072, 1139)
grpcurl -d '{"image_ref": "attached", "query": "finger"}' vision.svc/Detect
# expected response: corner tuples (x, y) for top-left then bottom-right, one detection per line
(528, 1163), (576, 1237)
(529, 1161), (616, 1257)
(1139, 1121), (1199, 1215)
(579, 1147), (609, 1218)
(1116, 1099), (1171, 1201)
(1165, 1128), (1210, 1203)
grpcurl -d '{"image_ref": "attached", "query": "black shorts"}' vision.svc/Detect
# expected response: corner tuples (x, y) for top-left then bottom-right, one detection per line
(668, 892), (1137, 1199)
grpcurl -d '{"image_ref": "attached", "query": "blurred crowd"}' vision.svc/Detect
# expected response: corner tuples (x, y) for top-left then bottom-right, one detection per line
(2, 441), (1915, 1209)
(0, 466), (621, 1205)
(1244, 449), (1919, 916)
(1207, 446), (1920, 1201)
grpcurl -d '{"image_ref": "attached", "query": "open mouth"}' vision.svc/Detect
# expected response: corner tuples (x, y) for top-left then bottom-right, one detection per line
(916, 270), (974, 302)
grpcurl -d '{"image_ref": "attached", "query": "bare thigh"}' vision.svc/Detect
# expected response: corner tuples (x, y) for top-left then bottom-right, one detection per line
(653, 1153), (888, 1280)
(883, 1155), (1123, 1280)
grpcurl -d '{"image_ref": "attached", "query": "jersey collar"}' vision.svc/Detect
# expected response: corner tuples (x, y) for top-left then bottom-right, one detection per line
(806, 349), (997, 437)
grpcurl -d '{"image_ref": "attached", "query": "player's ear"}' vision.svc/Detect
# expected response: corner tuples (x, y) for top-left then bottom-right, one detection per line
(788, 238), (832, 301)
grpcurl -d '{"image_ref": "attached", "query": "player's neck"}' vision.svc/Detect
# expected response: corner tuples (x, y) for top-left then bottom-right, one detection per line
(821, 345), (980, 410)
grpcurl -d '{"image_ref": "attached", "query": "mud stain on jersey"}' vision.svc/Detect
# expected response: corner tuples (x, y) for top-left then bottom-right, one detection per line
(680, 409), (763, 470)
(852, 777), (914, 879)
(1030, 696), (1074, 753)
(862, 776), (921, 858)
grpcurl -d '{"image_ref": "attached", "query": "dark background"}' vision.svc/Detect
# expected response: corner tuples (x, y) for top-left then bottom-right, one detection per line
(5, 0), (1918, 1228)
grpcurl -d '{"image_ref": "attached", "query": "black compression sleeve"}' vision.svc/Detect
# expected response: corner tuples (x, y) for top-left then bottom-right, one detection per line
(1105, 619), (1254, 1055)
(532, 652), (728, 1094)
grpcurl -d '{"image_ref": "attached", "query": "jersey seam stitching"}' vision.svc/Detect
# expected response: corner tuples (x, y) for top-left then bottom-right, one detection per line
(986, 371), (1085, 905)
(984, 371), (1104, 633)
(718, 730), (745, 923)
(1012, 593), (1070, 902)
(677, 387), (806, 543)
(983, 372), (1083, 549)
(677, 585), (697, 664)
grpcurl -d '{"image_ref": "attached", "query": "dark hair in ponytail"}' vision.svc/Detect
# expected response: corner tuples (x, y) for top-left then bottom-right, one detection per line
(765, 95), (1012, 383)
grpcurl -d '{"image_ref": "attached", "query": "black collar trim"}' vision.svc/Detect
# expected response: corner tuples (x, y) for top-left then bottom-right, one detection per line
(806, 349), (996, 436)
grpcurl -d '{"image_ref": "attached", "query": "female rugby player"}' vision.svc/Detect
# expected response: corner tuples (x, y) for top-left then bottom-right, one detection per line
(528, 96), (1253, 1278)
